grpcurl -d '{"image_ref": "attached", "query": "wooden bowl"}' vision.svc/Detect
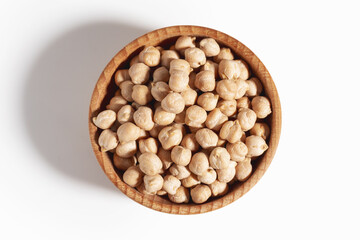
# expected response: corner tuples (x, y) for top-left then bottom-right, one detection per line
(88, 25), (281, 214)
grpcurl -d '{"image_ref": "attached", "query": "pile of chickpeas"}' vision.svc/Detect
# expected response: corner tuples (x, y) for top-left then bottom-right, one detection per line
(92, 36), (272, 204)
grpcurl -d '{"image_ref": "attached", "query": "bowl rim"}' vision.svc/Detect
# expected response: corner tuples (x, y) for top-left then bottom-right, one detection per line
(88, 25), (282, 215)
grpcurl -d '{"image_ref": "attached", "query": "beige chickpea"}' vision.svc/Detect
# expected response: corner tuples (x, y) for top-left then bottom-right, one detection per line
(117, 105), (134, 124)
(234, 79), (248, 99)
(154, 106), (176, 126)
(181, 87), (197, 106)
(185, 105), (207, 128)
(133, 106), (154, 131)
(143, 174), (164, 194)
(184, 47), (206, 68)
(237, 96), (251, 109)
(209, 180), (228, 197)
(169, 186), (190, 203)
(252, 96), (272, 119)
(113, 154), (136, 171)
(201, 60), (219, 79)
(132, 84), (152, 105)
(235, 157), (252, 181)
(136, 182), (153, 195)
(169, 70), (189, 92)
(197, 167), (217, 184)
(216, 79), (237, 100)
(213, 48), (234, 63)
(219, 120), (243, 143)
(106, 95), (127, 112)
(169, 59), (192, 75)
(161, 92), (185, 114)
(217, 99), (237, 117)
(175, 36), (196, 54)
(138, 152), (163, 176)
(197, 93), (219, 111)
(153, 66), (170, 83)
(209, 147), (230, 169)
(246, 77), (263, 96)
(169, 164), (191, 180)
(181, 133), (200, 152)
(138, 137), (158, 154)
(92, 110), (116, 129)
(116, 122), (141, 143)
(170, 123), (187, 136)
(149, 124), (164, 138)
(139, 46), (160, 67)
(158, 126), (183, 150)
(235, 60), (250, 80)
(174, 110), (186, 124)
(237, 108), (257, 131)
(250, 123), (270, 140)
(128, 63), (150, 84)
(195, 128), (218, 149)
(163, 175), (181, 195)
(171, 146), (192, 166)
(157, 147), (172, 170)
(115, 69), (130, 86)
(181, 173), (200, 188)
(226, 141), (248, 162)
(130, 55), (140, 66)
(218, 59), (243, 80)
(161, 50), (180, 69)
(98, 129), (118, 152)
(205, 108), (228, 131)
(188, 71), (196, 89)
(119, 80), (134, 102)
(195, 70), (216, 92)
(116, 140), (137, 158)
(123, 166), (143, 187)
(217, 161), (237, 183)
(199, 38), (220, 57)
(151, 81), (171, 102)
(245, 135), (268, 157)
(191, 185), (211, 204)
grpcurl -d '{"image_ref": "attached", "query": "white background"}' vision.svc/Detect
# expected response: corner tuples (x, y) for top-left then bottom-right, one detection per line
(1, 0), (359, 239)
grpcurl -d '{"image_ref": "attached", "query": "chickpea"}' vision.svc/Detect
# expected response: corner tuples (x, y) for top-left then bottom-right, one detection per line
(171, 146), (192, 166)
(209, 147), (230, 169)
(157, 147), (173, 170)
(195, 128), (218, 149)
(217, 161), (237, 183)
(123, 166), (143, 187)
(217, 99), (237, 117)
(130, 55), (140, 66)
(113, 154), (136, 171)
(154, 106), (176, 126)
(132, 84), (152, 105)
(246, 77), (263, 96)
(174, 109), (186, 124)
(219, 120), (243, 143)
(235, 157), (252, 181)
(185, 47), (206, 68)
(234, 79), (248, 99)
(98, 129), (118, 152)
(171, 122), (187, 136)
(92, 110), (116, 129)
(115, 69), (130, 86)
(117, 105), (134, 124)
(133, 106), (154, 131)
(136, 182), (153, 195)
(250, 122), (270, 140)
(181, 173), (200, 188)
(216, 79), (237, 100)
(143, 174), (164, 194)
(201, 60), (219, 78)
(181, 133), (200, 152)
(163, 175), (181, 195)
(153, 66), (170, 83)
(169, 164), (191, 180)
(138, 137), (158, 154)
(158, 126), (183, 150)
(235, 60), (250, 80)
(245, 135), (268, 157)
(181, 87), (197, 106)
(237, 96), (251, 109)
(175, 36), (196, 54)
(209, 180), (228, 197)
(191, 185), (211, 204)
(218, 59), (245, 80)
(161, 50), (180, 69)
(138, 152), (163, 175)
(151, 81), (171, 102)
(185, 105), (207, 128)
(119, 80), (134, 102)
(236, 108), (256, 131)
(116, 140), (137, 158)
(169, 186), (190, 203)
(169, 59), (192, 75)
(205, 108), (228, 131)
(197, 93), (219, 111)
(161, 92), (185, 114)
(226, 141), (248, 162)
(188, 71), (196, 89)
(117, 122), (141, 143)
(157, 189), (167, 196)
(139, 46), (160, 67)
(195, 70), (216, 92)
(106, 95), (127, 112)
(213, 48), (234, 63)
(128, 63), (150, 84)
(169, 70), (189, 92)
(199, 38), (220, 57)
(217, 138), (226, 147)
(252, 96), (272, 119)
(198, 167), (217, 184)
(149, 124), (164, 138)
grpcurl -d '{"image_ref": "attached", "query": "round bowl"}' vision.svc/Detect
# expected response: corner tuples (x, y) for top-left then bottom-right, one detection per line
(88, 25), (281, 214)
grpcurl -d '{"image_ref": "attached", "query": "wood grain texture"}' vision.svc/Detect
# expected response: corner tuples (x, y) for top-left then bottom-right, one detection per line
(88, 25), (282, 215)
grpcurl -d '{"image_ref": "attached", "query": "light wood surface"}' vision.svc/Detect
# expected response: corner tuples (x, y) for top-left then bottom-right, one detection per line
(88, 25), (282, 214)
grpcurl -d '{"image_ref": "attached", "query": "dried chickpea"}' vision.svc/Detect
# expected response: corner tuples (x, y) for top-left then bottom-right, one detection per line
(209, 180), (228, 197)
(169, 70), (189, 92)
(169, 59), (192, 75)
(106, 95), (127, 112)
(245, 135), (268, 157)
(123, 166), (143, 187)
(237, 108), (257, 131)
(219, 60), (240, 80)
(175, 36), (196, 54)
(191, 185), (211, 204)
(171, 123), (186, 136)
(235, 157), (252, 181)
(217, 99), (237, 117)
(170, 146), (191, 166)
(157, 147), (172, 170)
(169, 164), (191, 180)
(250, 123), (270, 140)
(117, 105), (134, 124)
(184, 47), (206, 68)
(116, 140), (137, 158)
(246, 77), (263, 96)
(92, 110), (116, 129)
(119, 80), (134, 102)
(151, 81), (171, 102)
(143, 174), (163, 194)
(115, 69), (130, 86)
(163, 175), (181, 195)
(209, 147), (230, 169)
(217, 161), (237, 183)
(132, 84), (152, 105)
(219, 120), (243, 143)
(174, 109), (186, 124)
(216, 79), (237, 100)
(117, 122), (141, 143)
(181, 133), (200, 152)
(252, 96), (272, 119)
(195, 128), (218, 149)
(138, 137), (158, 154)
(198, 167), (217, 184)
(153, 66), (170, 83)
(130, 55), (140, 66)
(169, 186), (190, 203)
(154, 106), (176, 126)
(139, 46), (160, 67)
(161, 92), (185, 114)
(138, 152), (163, 176)
(113, 154), (136, 171)
(195, 70), (216, 92)
(98, 129), (118, 152)
(234, 79), (248, 99)
(181, 87), (197, 106)
(133, 106), (154, 131)
(181, 173), (200, 188)
(197, 93), (219, 111)
(199, 38), (220, 57)
(226, 141), (248, 162)
(188, 71), (196, 89)
(161, 50), (180, 69)
(214, 48), (234, 63)
(129, 63), (150, 84)
(185, 105), (207, 128)
(237, 96), (251, 109)
(201, 60), (219, 78)
(158, 126), (183, 150)
(205, 108), (228, 131)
